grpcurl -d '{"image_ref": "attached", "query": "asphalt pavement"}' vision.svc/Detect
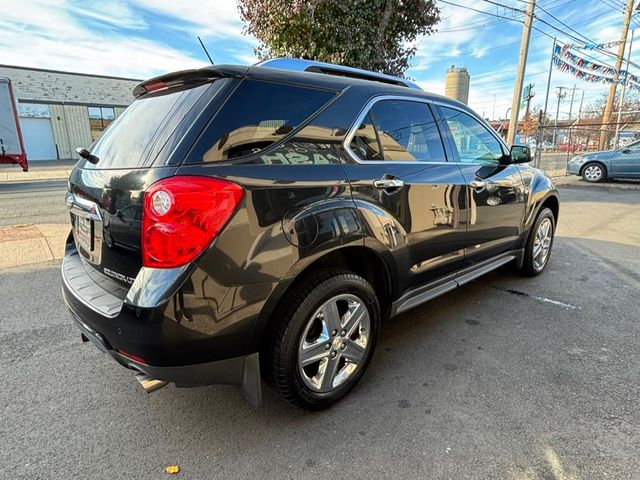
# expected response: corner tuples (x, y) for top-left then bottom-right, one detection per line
(2, 185), (639, 479)
(0, 180), (68, 226)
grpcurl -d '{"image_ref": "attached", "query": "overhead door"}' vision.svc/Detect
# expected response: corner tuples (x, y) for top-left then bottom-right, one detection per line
(21, 117), (57, 161)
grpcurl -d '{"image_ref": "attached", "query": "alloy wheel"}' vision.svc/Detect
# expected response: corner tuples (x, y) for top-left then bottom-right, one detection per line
(532, 217), (553, 271)
(298, 294), (370, 393)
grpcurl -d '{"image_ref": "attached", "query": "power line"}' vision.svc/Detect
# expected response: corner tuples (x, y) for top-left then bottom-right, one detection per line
(536, 4), (640, 71)
(437, 0), (524, 23)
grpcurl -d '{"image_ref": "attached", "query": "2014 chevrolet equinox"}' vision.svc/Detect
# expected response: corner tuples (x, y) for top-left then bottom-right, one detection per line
(62, 59), (559, 409)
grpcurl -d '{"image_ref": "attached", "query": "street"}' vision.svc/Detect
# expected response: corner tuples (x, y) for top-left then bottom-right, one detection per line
(0, 180), (68, 226)
(2, 184), (640, 479)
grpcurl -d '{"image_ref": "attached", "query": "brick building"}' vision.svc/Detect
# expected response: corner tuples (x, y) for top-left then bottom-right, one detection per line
(0, 65), (139, 161)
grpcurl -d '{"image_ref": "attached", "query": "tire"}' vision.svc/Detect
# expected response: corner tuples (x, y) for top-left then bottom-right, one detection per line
(582, 162), (607, 183)
(517, 207), (556, 277)
(269, 268), (380, 410)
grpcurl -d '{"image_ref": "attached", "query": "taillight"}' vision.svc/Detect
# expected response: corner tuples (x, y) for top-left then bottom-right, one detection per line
(142, 176), (244, 268)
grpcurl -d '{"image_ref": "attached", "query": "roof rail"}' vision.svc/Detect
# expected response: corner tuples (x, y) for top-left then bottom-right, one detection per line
(255, 58), (422, 90)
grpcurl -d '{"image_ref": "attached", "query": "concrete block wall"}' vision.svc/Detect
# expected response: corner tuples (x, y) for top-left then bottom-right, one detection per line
(0, 65), (139, 105)
(49, 105), (94, 159)
(0, 65), (139, 159)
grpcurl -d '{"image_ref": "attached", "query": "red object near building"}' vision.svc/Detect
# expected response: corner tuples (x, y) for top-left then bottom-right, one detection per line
(0, 77), (28, 171)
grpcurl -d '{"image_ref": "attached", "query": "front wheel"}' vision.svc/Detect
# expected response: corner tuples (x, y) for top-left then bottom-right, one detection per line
(517, 207), (556, 277)
(582, 163), (606, 183)
(269, 269), (380, 410)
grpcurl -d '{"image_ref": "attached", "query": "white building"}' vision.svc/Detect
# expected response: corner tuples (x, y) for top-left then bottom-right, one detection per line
(0, 65), (139, 161)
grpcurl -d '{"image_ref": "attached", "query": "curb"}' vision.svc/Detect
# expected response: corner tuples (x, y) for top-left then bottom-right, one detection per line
(0, 170), (71, 183)
(0, 224), (69, 269)
(555, 177), (640, 191)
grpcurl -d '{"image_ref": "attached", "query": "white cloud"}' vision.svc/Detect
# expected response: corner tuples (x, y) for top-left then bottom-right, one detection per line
(73, 0), (148, 30)
(0, 0), (256, 78)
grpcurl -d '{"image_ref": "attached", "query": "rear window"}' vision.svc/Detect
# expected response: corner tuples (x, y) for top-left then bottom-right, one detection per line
(187, 80), (336, 163)
(86, 83), (210, 169)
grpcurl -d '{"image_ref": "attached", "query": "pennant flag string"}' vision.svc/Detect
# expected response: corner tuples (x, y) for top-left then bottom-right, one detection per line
(563, 41), (622, 50)
(551, 55), (640, 90)
(552, 44), (640, 89)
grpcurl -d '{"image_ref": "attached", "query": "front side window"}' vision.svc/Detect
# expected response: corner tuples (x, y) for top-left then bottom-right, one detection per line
(440, 106), (504, 164)
(624, 139), (640, 151)
(88, 106), (115, 140)
(190, 80), (336, 163)
(350, 100), (445, 162)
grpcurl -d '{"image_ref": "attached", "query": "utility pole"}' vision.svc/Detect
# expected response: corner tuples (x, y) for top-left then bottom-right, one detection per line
(553, 86), (567, 146)
(615, 29), (635, 148)
(507, 0), (536, 145)
(524, 83), (535, 115)
(599, 0), (634, 149)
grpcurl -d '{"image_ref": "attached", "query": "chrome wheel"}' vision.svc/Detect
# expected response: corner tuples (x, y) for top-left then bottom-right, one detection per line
(583, 164), (603, 182)
(298, 293), (370, 393)
(532, 217), (553, 271)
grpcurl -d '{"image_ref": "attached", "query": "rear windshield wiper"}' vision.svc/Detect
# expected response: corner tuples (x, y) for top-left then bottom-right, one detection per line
(75, 147), (99, 164)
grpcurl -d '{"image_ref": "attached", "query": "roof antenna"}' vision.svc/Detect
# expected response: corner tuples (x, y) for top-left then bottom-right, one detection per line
(198, 36), (214, 65)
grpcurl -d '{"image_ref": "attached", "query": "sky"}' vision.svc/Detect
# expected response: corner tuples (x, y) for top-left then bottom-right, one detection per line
(0, 0), (637, 121)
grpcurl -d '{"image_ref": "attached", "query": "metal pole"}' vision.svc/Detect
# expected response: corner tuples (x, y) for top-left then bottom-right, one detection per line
(615, 29), (635, 149)
(568, 84), (577, 123)
(492, 94), (496, 121)
(507, 0), (536, 145)
(553, 87), (566, 146)
(577, 90), (585, 122)
(542, 37), (556, 127)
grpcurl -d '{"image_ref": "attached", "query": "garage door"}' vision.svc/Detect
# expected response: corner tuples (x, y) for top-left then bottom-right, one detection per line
(21, 117), (57, 161)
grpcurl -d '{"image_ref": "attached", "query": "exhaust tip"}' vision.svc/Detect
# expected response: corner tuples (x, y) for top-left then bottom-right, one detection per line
(135, 372), (169, 393)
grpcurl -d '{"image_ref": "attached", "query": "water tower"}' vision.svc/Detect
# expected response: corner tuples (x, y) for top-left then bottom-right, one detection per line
(445, 66), (470, 105)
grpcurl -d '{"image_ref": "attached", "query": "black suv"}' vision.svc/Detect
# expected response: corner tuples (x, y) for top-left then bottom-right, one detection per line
(62, 59), (559, 409)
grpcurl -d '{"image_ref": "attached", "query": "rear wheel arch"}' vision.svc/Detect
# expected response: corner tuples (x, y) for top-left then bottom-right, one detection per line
(253, 246), (393, 367)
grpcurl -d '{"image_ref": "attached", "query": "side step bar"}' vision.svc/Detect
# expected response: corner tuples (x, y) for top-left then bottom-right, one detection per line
(391, 250), (523, 317)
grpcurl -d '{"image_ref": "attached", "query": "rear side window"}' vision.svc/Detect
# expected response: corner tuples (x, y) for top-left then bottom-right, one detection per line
(87, 83), (209, 169)
(350, 100), (445, 162)
(188, 80), (336, 163)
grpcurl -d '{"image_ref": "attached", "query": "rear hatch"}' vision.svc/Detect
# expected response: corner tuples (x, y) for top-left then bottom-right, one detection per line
(67, 75), (233, 289)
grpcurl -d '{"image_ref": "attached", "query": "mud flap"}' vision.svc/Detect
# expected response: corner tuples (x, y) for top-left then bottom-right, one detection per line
(241, 353), (262, 408)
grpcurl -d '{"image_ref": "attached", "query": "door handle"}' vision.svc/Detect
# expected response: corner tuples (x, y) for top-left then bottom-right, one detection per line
(373, 178), (405, 190)
(469, 179), (487, 189)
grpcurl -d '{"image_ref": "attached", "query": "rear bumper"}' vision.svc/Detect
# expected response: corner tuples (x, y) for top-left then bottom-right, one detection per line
(62, 242), (264, 405)
(68, 306), (262, 405)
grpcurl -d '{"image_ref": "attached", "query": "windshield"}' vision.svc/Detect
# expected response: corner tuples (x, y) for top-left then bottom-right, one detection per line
(86, 83), (209, 169)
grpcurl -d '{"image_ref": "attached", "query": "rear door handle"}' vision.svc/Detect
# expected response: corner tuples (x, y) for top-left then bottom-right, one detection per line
(373, 178), (405, 190)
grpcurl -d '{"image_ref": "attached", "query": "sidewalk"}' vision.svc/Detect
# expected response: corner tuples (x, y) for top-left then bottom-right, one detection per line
(0, 224), (69, 268)
(0, 160), (76, 183)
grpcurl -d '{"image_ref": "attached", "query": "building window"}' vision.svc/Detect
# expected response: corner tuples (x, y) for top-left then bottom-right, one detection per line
(88, 106), (115, 140)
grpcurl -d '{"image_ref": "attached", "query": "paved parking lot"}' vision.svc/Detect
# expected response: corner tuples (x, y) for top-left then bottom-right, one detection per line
(2, 185), (639, 479)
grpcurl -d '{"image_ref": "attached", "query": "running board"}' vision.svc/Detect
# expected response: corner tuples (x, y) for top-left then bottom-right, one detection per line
(391, 251), (522, 317)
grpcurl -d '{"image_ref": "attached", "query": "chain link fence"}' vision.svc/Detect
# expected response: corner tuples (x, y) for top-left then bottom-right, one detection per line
(527, 120), (640, 180)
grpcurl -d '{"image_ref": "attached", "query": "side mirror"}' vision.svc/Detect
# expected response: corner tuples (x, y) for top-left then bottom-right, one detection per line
(622, 149), (631, 154)
(510, 145), (531, 164)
